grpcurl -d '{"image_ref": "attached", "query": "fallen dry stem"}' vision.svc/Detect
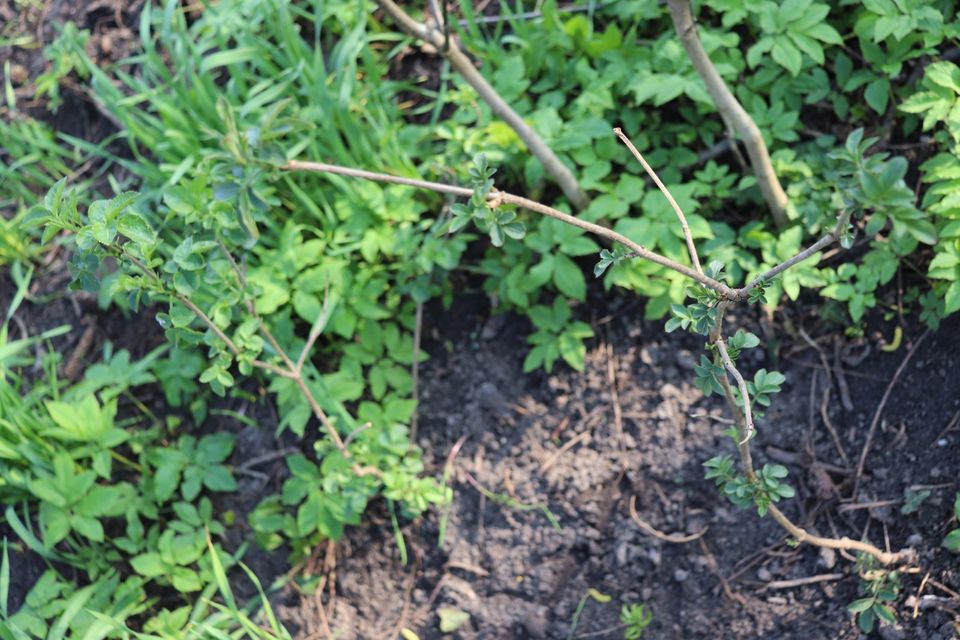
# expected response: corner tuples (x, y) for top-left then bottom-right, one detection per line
(761, 573), (844, 591)
(540, 430), (591, 474)
(629, 495), (707, 543)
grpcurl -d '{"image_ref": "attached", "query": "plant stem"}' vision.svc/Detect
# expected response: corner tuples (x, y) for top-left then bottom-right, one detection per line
(285, 145), (910, 566)
(614, 127), (703, 274)
(373, 0), (589, 211)
(283, 159), (734, 297)
(738, 210), (852, 300)
(123, 248), (362, 466)
(715, 336), (756, 444)
(710, 316), (912, 565)
(766, 505), (913, 564)
(666, 0), (790, 227)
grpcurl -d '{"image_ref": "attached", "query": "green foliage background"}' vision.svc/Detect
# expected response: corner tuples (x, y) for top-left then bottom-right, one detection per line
(1, 0), (959, 635)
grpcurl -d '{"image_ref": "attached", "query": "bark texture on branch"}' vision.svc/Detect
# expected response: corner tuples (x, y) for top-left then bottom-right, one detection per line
(375, 0), (589, 211)
(666, 0), (790, 227)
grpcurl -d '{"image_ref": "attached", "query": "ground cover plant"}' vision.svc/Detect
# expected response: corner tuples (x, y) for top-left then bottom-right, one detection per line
(1, 0), (960, 637)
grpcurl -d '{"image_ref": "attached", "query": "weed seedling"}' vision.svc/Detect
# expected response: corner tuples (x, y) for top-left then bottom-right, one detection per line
(620, 602), (653, 639)
(849, 555), (901, 633)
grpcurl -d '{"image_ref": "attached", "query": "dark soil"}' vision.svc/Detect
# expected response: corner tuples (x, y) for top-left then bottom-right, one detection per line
(285, 292), (960, 640)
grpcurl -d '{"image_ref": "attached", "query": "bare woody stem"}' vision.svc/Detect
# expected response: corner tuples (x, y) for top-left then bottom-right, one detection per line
(283, 152), (911, 564)
(739, 210), (852, 299)
(614, 128), (703, 274)
(710, 316), (911, 565)
(666, 0), (790, 228)
(283, 160), (733, 296)
(715, 337), (756, 444)
(373, 0), (589, 211)
(766, 506), (914, 565)
(282, 159), (842, 304)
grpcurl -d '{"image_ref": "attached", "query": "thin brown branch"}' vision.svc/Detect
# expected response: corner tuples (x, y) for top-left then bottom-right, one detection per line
(285, 160), (473, 198)
(343, 422), (373, 449)
(283, 159), (736, 297)
(285, 122), (901, 568)
(540, 430), (591, 473)
(124, 251), (295, 380)
(761, 573), (844, 591)
(629, 496), (707, 543)
(613, 127), (703, 274)
(374, 0), (589, 210)
(292, 375), (351, 459)
(737, 219), (847, 299)
(500, 190), (728, 291)
(766, 504), (914, 565)
(215, 240), (299, 372)
(666, 0), (789, 227)
(715, 355), (755, 474)
(715, 337), (756, 445)
(711, 309), (912, 565)
(852, 329), (930, 498)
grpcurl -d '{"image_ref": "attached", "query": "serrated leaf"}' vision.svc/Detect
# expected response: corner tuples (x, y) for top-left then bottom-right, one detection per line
(203, 465), (237, 492)
(805, 22), (843, 45)
(118, 213), (156, 246)
(44, 178), (68, 213)
(926, 62), (960, 93)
